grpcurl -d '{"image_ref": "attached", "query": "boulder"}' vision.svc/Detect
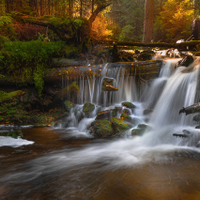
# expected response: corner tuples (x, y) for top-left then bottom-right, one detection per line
(121, 102), (136, 109)
(91, 120), (113, 137)
(90, 117), (132, 138)
(122, 108), (131, 115)
(131, 124), (150, 136)
(143, 109), (153, 115)
(112, 107), (122, 117)
(83, 102), (95, 117)
(102, 78), (118, 92)
(96, 110), (111, 120)
(110, 117), (132, 134)
(175, 55), (194, 68)
(120, 114), (132, 122)
(193, 114), (200, 122)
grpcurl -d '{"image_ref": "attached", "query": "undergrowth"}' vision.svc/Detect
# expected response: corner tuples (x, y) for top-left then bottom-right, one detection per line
(0, 40), (79, 96)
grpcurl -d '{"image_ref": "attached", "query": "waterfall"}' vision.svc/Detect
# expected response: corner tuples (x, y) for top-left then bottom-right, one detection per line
(56, 58), (200, 147)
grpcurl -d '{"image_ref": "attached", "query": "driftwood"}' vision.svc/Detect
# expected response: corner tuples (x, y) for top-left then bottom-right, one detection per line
(179, 102), (200, 115)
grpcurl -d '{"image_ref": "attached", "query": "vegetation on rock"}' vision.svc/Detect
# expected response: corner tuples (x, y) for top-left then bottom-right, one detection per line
(83, 102), (95, 117)
(121, 102), (136, 109)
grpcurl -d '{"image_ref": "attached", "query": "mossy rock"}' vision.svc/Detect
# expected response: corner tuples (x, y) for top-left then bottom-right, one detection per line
(193, 114), (200, 122)
(131, 124), (150, 136)
(131, 128), (145, 136)
(91, 120), (113, 137)
(64, 101), (74, 112)
(83, 102), (95, 117)
(0, 90), (25, 104)
(110, 117), (132, 133)
(112, 107), (122, 117)
(96, 110), (111, 120)
(120, 114), (132, 122)
(102, 78), (118, 91)
(123, 108), (131, 115)
(121, 102), (136, 109)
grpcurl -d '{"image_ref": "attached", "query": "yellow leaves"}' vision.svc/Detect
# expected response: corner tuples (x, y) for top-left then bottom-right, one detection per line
(91, 15), (113, 40)
(158, 0), (194, 42)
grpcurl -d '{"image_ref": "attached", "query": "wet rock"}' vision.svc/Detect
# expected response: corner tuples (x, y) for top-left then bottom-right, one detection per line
(143, 109), (153, 115)
(121, 102), (136, 109)
(102, 78), (118, 92)
(173, 129), (191, 138)
(193, 114), (200, 122)
(120, 114), (132, 122)
(195, 125), (200, 129)
(179, 102), (200, 115)
(110, 117), (132, 134)
(136, 51), (154, 61)
(96, 110), (111, 120)
(122, 108), (131, 115)
(131, 124), (150, 136)
(83, 102), (95, 117)
(175, 55), (194, 68)
(91, 120), (113, 137)
(103, 85), (118, 91)
(173, 133), (188, 138)
(112, 107), (122, 117)
(138, 124), (149, 129)
(182, 129), (191, 135)
(131, 128), (145, 136)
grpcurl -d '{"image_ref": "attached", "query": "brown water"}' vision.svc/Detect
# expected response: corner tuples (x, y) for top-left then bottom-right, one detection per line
(1, 128), (200, 200)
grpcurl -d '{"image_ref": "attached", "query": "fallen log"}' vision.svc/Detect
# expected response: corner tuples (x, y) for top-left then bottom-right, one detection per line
(179, 102), (200, 115)
(101, 40), (200, 50)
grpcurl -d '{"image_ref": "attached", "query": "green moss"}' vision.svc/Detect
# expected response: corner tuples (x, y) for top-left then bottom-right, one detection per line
(0, 40), (76, 95)
(91, 120), (113, 137)
(83, 102), (95, 116)
(121, 102), (136, 109)
(120, 114), (132, 122)
(64, 101), (74, 112)
(110, 117), (131, 133)
(0, 90), (25, 104)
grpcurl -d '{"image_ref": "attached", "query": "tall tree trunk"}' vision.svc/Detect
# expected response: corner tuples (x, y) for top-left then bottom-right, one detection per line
(80, 0), (83, 17)
(143, 0), (154, 43)
(48, 0), (51, 15)
(17, 0), (23, 11)
(40, 0), (43, 16)
(6, 0), (13, 13)
(92, 0), (94, 14)
(69, 0), (73, 17)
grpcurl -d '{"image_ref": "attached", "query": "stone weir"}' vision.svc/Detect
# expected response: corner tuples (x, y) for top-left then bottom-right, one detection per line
(45, 60), (162, 83)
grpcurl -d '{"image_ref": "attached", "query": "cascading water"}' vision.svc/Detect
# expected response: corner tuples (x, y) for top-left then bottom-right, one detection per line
(55, 57), (200, 148)
(3, 58), (200, 197)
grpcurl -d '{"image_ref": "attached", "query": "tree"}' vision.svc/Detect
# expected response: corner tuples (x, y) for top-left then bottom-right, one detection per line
(154, 0), (194, 42)
(143, 0), (154, 43)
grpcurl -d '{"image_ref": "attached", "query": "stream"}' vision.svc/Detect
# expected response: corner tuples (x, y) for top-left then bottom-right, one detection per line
(1, 58), (200, 199)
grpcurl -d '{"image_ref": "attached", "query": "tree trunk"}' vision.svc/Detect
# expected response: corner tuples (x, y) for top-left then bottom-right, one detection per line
(88, 3), (111, 28)
(80, 0), (83, 17)
(6, 0), (13, 13)
(40, 0), (43, 16)
(143, 0), (154, 43)
(92, 0), (94, 14)
(69, 0), (73, 17)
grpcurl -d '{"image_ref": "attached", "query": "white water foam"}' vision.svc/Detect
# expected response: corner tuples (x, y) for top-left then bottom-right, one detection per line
(0, 136), (34, 148)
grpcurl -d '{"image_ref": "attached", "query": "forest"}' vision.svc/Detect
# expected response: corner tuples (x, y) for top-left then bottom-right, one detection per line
(1, 0), (200, 42)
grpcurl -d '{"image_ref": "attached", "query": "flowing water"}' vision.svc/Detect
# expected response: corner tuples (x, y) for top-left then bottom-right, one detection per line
(1, 58), (200, 199)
